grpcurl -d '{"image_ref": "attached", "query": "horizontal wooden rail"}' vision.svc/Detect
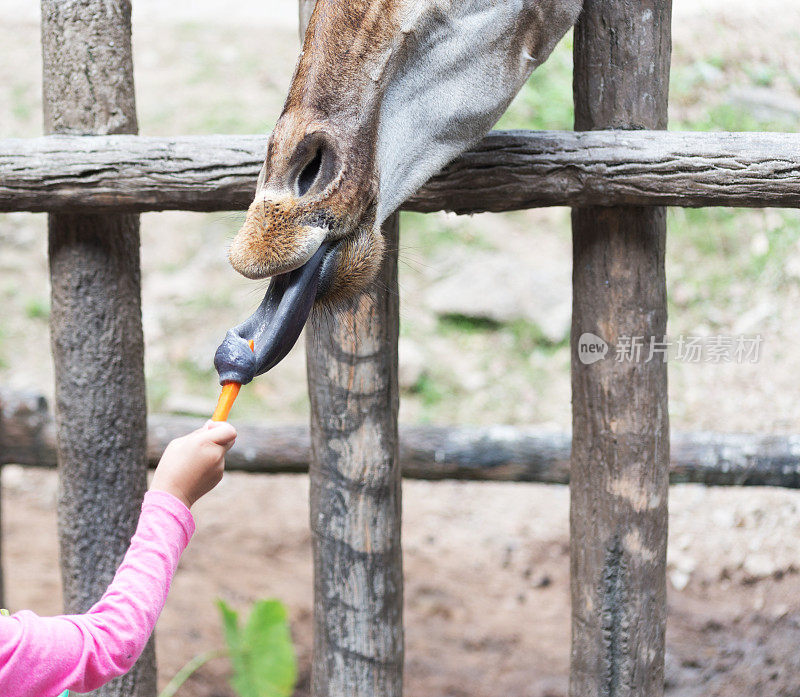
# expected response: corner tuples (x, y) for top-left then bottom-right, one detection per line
(2, 390), (800, 487)
(1, 131), (799, 214)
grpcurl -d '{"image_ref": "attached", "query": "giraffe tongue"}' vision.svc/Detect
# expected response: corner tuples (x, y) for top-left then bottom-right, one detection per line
(214, 242), (333, 385)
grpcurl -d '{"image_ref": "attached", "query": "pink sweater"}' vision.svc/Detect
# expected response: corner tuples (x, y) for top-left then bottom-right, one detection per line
(0, 490), (195, 697)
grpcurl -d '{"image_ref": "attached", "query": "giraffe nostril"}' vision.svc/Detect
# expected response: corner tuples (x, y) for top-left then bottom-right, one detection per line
(290, 133), (338, 198)
(297, 148), (323, 197)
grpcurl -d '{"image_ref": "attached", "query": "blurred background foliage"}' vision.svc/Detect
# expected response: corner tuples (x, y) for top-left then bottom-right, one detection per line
(1, 1), (799, 431)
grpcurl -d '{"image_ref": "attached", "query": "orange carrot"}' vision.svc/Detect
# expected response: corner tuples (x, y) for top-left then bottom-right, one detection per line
(211, 339), (254, 422)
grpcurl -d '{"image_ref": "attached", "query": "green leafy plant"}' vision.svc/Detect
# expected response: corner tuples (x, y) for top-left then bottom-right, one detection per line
(218, 599), (297, 697)
(159, 599), (297, 697)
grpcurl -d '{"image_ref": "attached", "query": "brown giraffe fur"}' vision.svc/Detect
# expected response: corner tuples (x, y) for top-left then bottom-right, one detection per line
(228, 0), (583, 303)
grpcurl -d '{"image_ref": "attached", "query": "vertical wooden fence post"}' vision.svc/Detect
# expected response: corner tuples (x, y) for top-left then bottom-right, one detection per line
(570, 1), (672, 696)
(299, 4), (403, 696)
(306, 216), (404, 697)
(41, 2), (154, 696)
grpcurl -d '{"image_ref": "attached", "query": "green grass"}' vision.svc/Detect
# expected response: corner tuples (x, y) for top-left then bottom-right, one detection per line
(232, 385), (310, 420)
(176, 289), (236, 314)
(670, 54), (800, 133)
(196, 102), (275, 136)
(147, 377), (171, 413)
(24, 297), (49, 321)
(495, 34), (800, 135)
(399, 211), (496, 258)
(146, 359), (217, 413)
(437, 315), (566, 350)
(402, 312), (572, 424)
(678, 102), (797, 133)
(10, 83), (34, 124)
(507, 318), (568, 354)
(485, 27), (800, 349)
(409, 373), (446, 409)
(0, 322), (8, 370)
(437, 314), (501, 335)
(669, 58), (726, 108)
(496, 32), (574, 131)
(669, 209), (800, 283)
(745, 64), (778, 88)
(176, 357), (218, 391)
(667, 208), (800, 326)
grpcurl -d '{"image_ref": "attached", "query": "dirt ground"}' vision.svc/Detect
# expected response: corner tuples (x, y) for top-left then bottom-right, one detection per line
(6, 467), (800, 697)
(3, 0), (800, 695)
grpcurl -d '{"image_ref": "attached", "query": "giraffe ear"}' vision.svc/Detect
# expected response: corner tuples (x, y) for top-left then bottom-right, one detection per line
(373, 0), (581, 226)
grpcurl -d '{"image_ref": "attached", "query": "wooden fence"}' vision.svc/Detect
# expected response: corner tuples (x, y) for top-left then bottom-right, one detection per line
(3, 131), (800, 212)
(4, 389), (800, 488)
(1, 0), (799, 695)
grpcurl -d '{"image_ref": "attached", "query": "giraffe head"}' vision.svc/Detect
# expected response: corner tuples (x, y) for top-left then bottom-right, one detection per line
(216, 0), (582, 383)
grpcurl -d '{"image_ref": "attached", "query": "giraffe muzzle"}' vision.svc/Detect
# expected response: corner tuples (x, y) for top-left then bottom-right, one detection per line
(214, 241), (337, 385)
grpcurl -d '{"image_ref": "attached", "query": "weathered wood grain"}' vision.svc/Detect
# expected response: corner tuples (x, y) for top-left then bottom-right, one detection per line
(570, 1), (672, 697)
(3, 390), (800, 488)
(0, 134), (266, 212)
(305, 215), (404, 697)
(2, 130), (800, 213)
(298, 4), (403, 694)
(41, 1), (155, 695)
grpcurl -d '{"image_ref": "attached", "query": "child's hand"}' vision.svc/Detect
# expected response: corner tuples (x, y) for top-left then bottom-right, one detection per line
(150, 421), (237, 509)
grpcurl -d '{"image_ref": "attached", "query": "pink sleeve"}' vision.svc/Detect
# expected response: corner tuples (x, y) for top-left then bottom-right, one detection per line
(0, 490), (195, 697)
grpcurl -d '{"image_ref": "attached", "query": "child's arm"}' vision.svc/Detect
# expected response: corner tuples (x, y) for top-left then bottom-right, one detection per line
(0, 421), (236, 697)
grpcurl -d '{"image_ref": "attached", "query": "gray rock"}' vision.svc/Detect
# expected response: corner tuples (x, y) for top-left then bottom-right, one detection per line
(728, 86), (800, 122)
(399, 338), (426, 390)
(743, 553), (780, 580)
(426, 253), (571, 343)
(669, 569), (691, 591)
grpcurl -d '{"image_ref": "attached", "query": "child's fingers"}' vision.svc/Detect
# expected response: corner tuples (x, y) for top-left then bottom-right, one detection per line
(204, 421), (237, 446)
